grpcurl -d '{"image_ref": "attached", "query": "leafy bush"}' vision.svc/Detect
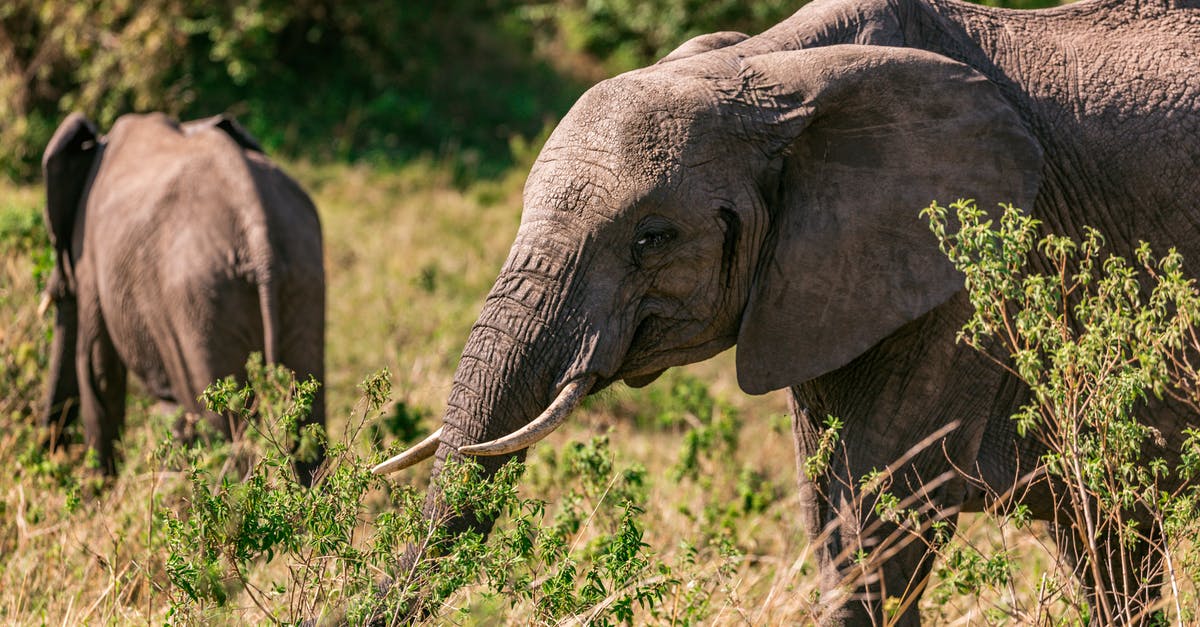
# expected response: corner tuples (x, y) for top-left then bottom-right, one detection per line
(917, 200), (1200, 623)
(159, 361), (692, 624)
(794, 201), (1200, 622)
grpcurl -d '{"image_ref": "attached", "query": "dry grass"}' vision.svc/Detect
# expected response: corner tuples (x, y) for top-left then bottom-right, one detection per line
(0, 162), (1072, 625)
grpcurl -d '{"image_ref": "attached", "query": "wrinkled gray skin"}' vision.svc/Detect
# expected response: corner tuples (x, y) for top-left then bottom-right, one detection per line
(41, 112), (326, 484)
(404, 0), (1200, 624)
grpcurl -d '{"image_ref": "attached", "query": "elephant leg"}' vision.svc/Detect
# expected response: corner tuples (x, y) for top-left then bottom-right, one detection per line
(794, 401), (958, 626)
(279, 316), (325, 487)
(823, 493), (951, 627)
(1051, 520), (1165, 625)
(76, 304), (127, 476)
(152, 283), (248, 445)
(789, 302), (1005, 626)
(162, 277), (326, 486)
(164, 344), (236, 445)
(147, 400), (193, 444)
(42, 295), (80, 449)
(276, 277), (324, 482)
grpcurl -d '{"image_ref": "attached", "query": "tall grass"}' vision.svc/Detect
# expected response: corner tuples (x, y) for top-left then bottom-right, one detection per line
(0, 163), (812, 624)
(10, 167), (1194, 623)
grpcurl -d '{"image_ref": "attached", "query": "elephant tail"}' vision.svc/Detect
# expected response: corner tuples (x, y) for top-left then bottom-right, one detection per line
(257, 275), (281, 366)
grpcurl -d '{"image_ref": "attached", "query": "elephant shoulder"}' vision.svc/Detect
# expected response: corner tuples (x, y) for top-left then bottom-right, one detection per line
(104, 112), (183, 157)
(244, 152), (321, 229)
(181, 115), (264, 153)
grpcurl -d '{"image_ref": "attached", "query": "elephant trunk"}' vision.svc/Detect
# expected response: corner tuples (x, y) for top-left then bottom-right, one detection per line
(385, 257), (592, 602)
(458, 376), (596, 455)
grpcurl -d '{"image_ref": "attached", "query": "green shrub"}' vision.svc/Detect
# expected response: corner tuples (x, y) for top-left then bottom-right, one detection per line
(159, 361), (687, 624)
(919, 199), (1200, 623)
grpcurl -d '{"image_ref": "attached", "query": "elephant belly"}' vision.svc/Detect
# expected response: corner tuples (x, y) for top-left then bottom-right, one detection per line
(965, 393), (1195, 521)
(962, 410), (1058, 519)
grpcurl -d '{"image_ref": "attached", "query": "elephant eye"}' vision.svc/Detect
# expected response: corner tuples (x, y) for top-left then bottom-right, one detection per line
(636, 230), (674, 250)
(633, 227), (676, 265)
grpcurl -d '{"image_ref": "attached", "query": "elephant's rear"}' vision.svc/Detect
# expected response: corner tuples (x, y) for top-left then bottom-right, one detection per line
(165, 125), (327, 481)
(89, 114), (326, 480)
(244, 149), (327, 483)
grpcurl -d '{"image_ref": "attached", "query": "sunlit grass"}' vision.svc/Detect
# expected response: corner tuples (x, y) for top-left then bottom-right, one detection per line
(0, 164), (1077, 624)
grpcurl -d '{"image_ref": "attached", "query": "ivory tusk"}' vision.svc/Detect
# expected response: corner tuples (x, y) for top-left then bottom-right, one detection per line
(459, 375), (596, 456)
(371, 427), (444, 475)
(37, 293), (51, 317)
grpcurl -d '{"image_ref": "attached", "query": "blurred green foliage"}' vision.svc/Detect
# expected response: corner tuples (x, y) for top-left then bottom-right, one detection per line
(523, 0), (800, 74)
(2, 0), (1063, 180)
(1, 1), (584, 179)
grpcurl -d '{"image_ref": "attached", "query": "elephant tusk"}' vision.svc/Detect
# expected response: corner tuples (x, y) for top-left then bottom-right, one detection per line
(459, 375), (596, 456)
(37, 293), (51, 317)
(371, 427), (444, 475)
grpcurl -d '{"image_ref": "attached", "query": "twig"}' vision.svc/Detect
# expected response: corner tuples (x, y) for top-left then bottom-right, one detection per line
(78, 563), (132, 622)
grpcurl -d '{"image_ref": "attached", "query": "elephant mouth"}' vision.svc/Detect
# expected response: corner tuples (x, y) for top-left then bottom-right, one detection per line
(371, 374), (600, 474)
(623, 370), (666, 388)
(620, 309), (737, 374)
(457, 374), (599, 455)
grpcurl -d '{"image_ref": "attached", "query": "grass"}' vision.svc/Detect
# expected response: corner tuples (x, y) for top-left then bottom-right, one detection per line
(0, 160), (1072, 624)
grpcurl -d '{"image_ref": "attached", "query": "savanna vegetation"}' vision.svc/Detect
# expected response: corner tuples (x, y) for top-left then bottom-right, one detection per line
(10, 0), (1200, 624)
(1, 147), (811, 623)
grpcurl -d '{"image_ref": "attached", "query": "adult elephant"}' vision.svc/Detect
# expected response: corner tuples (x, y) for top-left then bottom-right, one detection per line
(376, 0), (1200, 623)
(41, 112), (326, 484)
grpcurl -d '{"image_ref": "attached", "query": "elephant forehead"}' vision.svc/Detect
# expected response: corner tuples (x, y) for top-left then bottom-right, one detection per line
(525, 77), (703, 218)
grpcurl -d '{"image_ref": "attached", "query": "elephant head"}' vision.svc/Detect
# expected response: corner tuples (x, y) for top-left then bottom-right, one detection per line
(377, 41), (1042, 581)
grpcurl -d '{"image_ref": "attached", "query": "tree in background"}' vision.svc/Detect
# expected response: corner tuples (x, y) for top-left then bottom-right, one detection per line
(1, 0), (1062, 180)
(0, 1), (580, 179)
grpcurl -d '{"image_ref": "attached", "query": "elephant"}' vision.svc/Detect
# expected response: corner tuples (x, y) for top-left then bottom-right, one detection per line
(40, 112), (326, 484)
(373, 0), (1200, 623)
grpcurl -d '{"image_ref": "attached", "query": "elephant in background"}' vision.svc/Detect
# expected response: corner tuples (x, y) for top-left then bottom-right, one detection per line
(41, 112), (326, 484)
(375, 0), (1200, 623)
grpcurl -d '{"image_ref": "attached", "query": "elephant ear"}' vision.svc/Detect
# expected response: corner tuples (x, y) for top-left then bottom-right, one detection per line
(657, 31), (748, 64)
(735, 45), (1042, 394)
(43, 113), (100, 261)
(181, 114), (263, 153)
